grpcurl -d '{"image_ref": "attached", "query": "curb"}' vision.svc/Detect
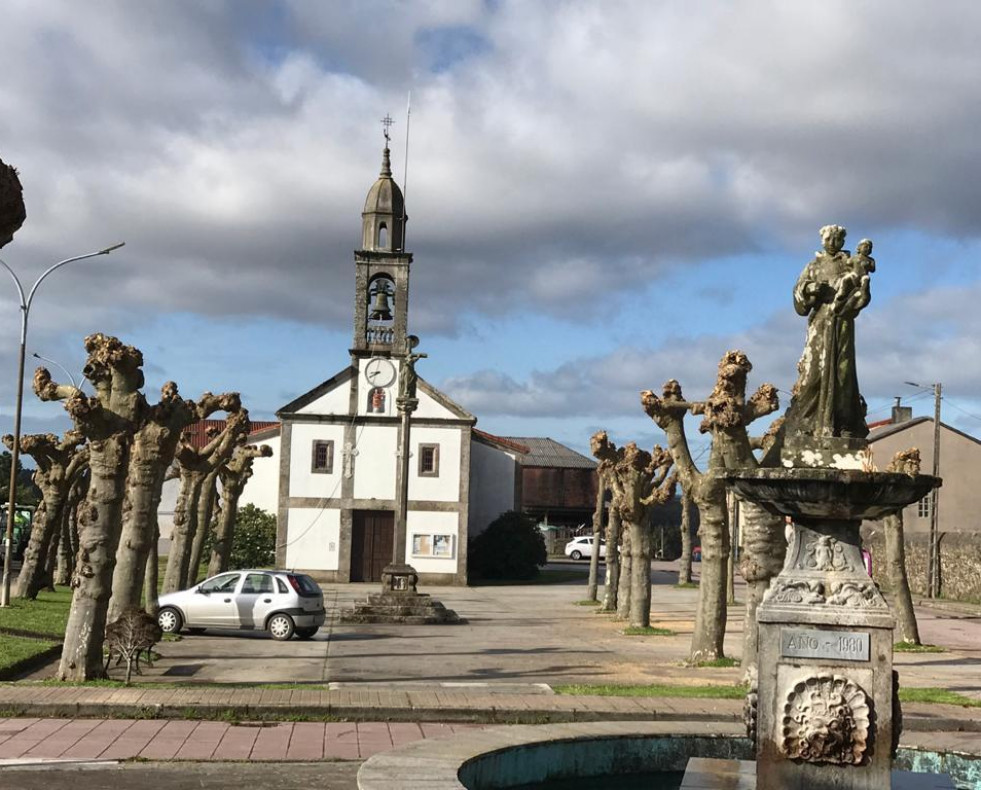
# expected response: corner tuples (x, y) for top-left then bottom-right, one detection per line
(0, 700), (976, 732)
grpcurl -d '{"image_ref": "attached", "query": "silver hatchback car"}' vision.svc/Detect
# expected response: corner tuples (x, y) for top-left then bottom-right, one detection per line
(157, 569), (326, 641)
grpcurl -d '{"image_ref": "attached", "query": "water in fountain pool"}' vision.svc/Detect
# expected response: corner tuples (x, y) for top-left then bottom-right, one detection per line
(512, 772), (686, 789)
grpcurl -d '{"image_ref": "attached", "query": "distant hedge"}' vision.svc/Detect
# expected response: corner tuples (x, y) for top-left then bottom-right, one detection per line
(468, 510), (547, 581)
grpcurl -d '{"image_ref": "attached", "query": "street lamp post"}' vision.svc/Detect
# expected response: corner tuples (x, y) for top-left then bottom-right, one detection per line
(905, 380), (943, 599)
(0, 243), (125, 607)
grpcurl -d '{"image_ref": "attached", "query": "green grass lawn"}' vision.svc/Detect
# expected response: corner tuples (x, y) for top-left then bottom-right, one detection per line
(0, 588), (72, 638)
(898, 687), (981, 707)
(554, 683), (746, 699)
(894, 642), (946, 653)
(0, 634), (59, 675)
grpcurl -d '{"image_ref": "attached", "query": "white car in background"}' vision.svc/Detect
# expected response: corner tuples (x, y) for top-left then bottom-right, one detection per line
(564, 536), (607, 561)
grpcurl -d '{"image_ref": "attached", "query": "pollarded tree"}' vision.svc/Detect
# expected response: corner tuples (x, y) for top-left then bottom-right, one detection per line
(690, 351), (782, 673)
(2, 432), (87, 599)
(601, 504), (623, 612)
(109, 385), (241, 622)
(0, 156), (26, 248)
(208, 442), (273, 576)
(34, 333), (145, 680)
(55, 465), (89, 586)
(679, 491), (693, 585)
(884, 448), (922, 645)
(642, 351), (780, 664)
(585, 469), (607, 603)
(163, 408), (249, 594)
(591, 431), (676, 629)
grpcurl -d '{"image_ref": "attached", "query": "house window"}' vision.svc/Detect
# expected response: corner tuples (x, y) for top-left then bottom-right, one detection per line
(418, 443), (439, 477)
(312, 440), (334, 474)
(917, 496), (932, 518)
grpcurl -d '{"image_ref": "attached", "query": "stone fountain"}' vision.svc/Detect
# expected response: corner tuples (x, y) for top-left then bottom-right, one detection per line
(727, 225), (944, 789)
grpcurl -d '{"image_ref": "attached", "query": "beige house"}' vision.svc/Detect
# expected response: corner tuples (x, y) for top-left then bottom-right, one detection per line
(867, 413), (981, 535)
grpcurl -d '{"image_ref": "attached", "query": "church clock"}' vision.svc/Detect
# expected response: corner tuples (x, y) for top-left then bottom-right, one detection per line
(364, 357), (396, 388)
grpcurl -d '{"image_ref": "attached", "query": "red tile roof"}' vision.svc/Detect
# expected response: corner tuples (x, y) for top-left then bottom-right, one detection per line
(181, 419), (279, 449)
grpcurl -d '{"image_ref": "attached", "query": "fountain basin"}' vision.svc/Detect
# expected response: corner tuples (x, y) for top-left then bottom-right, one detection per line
(728, 468), (940, 521)
(356, 722), (980, 789)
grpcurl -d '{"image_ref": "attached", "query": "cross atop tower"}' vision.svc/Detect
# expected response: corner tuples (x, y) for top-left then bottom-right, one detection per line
(381, 114), (394, 145)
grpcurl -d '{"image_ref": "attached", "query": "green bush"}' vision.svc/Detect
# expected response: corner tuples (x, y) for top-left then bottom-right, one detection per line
(230, 504), (276, 569)
(468, 511), (546, 581)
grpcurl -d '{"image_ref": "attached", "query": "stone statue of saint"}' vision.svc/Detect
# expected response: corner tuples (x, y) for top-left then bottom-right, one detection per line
(783, 225), (871, 442)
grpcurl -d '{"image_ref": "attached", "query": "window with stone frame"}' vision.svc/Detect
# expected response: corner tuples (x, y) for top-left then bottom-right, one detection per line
(418, 443), (439, 477)
(917, 496), (931, 519)
(312, 440), (334, 474)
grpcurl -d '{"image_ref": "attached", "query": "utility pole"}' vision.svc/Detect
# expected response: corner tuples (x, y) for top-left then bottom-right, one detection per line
(929, 382), (942, 598)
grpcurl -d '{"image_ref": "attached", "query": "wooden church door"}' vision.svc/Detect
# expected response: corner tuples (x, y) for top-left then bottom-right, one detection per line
(350, 510), (394, 582)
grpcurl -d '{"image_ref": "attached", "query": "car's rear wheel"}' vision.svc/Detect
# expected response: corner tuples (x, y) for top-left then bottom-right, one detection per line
(268, 613), (295, 641)
(570, 550), (583, 561)
(295, 627), (318, 640)
(158, 607), (183, 635)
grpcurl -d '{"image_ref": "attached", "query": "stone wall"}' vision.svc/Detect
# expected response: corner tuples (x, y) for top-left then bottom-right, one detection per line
(862, 526), (981, 604)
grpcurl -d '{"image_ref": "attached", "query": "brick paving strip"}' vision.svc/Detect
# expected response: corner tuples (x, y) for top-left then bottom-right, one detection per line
(0, 718), (467, 762)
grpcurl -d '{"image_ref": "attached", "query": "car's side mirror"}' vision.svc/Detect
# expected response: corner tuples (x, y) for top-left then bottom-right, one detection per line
(196, 587), (210, 595)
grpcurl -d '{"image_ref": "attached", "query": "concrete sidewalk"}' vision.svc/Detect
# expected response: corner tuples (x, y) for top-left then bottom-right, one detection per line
(0, 683), (978, 732)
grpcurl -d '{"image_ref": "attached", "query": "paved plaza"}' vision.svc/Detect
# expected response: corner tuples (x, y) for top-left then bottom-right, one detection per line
(2, 561), (979, 786)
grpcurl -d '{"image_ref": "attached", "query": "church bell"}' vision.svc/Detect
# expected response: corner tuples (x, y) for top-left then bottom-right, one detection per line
(368, 287), (393, 321)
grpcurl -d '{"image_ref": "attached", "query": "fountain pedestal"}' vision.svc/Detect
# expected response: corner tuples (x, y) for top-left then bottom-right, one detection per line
(730, 468), (939, 789)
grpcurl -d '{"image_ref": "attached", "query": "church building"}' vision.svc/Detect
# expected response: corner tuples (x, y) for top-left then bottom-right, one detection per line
(242, 137), (523, 585)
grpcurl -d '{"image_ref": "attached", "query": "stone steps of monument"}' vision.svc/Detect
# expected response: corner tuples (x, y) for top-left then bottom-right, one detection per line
(342, 613), (460, 625)
(346, 603), (456, 618)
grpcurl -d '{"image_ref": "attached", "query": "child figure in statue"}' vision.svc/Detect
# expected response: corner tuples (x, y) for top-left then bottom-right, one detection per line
(784, 225), (872, 442)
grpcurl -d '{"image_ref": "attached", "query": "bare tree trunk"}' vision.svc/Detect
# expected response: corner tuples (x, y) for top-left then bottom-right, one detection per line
(162, 409), (247, 595)
(144, 520), (159, 615)
(186, 469), (219, 587)
(163, 470), (204, 594)
(208, 444), (272, 577)
(55, 507), (73, 586)
(601, 506), (622, 611)
(679, 490), (693, 584)
(884, 511), (921, 644)
(35, 334), (145, 681)
(3, 433), (86, 599)
(617, 527), (632, 620)
(60, 434), (130, 680)
(628, 518), (653, 628)
(689, 477), (730, 663)
(43, 523), (60, 591)
(585, 472), (605, 602)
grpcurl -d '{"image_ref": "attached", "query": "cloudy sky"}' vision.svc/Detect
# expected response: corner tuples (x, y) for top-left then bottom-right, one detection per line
(1, 0), (980, 461)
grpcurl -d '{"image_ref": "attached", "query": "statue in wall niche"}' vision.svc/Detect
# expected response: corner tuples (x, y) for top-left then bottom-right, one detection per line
(781, 225), (873, 444)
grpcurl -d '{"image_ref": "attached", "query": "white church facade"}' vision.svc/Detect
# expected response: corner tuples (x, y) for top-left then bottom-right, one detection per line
(239, 141), (522, 585)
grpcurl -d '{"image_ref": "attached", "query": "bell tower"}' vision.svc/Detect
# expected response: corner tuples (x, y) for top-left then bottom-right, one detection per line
(352, 117), (411, 361)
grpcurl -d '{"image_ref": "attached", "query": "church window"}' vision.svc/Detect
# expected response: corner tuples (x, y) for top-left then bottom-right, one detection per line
(312, 440), (334, 474)
(917, 496), (931, 518)
(418, 443), (439, 477)
(378, 223), (387, 248)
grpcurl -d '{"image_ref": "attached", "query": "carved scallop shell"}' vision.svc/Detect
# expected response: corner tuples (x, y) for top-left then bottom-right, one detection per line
(781, 674), (871, 765)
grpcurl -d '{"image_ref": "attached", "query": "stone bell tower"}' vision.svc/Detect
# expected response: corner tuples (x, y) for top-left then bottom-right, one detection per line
(352, 125), (411, 362)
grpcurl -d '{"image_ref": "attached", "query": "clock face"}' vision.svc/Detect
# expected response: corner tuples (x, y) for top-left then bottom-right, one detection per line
(365, 357), (396, 388)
